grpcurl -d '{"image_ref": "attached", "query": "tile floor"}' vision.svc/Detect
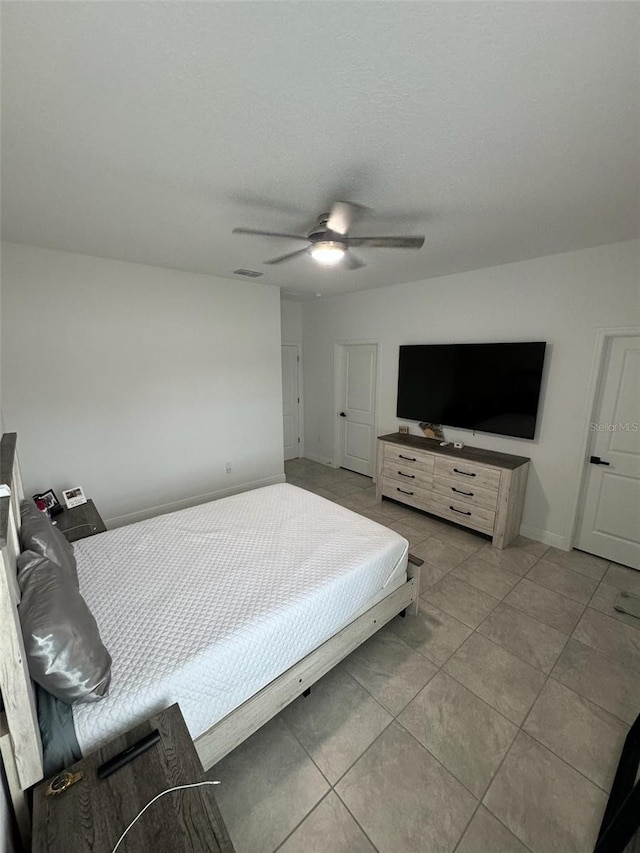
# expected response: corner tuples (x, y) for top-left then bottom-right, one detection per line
(208, 458), (640, 853)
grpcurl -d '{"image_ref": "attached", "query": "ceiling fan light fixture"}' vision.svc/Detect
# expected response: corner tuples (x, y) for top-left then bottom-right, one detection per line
(309, 241), (346, 265)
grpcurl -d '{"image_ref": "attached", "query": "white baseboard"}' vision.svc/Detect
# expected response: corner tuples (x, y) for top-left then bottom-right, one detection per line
(519, 524), (569, 551)
(303, 452), (335, 467)
(105, 474), (287, 529)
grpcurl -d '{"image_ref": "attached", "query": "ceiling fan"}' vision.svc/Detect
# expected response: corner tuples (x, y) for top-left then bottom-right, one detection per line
(232, 201), (425, 270)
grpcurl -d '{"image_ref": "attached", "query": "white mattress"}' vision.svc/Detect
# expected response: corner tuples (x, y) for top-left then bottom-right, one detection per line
(72, 483), (408, 754)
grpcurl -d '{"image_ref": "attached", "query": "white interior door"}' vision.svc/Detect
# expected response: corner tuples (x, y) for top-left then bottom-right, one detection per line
(576, 335), (640, 570)
(281, 345), (300, 461)
(338, 344), (377, 476)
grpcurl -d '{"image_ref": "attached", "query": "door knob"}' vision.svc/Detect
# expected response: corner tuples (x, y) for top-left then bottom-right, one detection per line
(339, 412), (346, 417)
(589, 456), (610, 466)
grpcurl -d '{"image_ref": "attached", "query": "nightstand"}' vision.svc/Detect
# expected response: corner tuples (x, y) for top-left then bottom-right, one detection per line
(54, 499), (107, 542)
(32, 703), (235, 853)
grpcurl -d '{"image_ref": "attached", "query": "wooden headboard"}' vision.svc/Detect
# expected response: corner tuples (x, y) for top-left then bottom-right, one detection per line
(0, 433), (44, 839)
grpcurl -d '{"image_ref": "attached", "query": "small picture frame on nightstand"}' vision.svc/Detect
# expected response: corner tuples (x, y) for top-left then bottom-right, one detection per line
(62, 486), (87, 509)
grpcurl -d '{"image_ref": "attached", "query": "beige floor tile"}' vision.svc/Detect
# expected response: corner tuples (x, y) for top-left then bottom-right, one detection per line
(386, 520), (429, 548)
(444, 634), (545, 725)
(544, 546), (609, 581)
(452, 554), (521, 599)
(484, 731), (608, 853)
(213, 716), (329, 853)
(455, 806), (530, 853)
(348, 488), (380, 509)
(526, 559), (599, 604)
(399, 671), (517, 797)
(321, 480), (369, 499)
(523, 678), (629, 792)
(509, 535), (551, 559)
(476, 542), (541, 577)
(281, 667), (392, 784)
(477, 602), (568, 673)
(589, 582), (640, 628)
(342, 629), (438, 716)
(551, 639), (640, 724)
(389, 602), (472, 666)
(342, 472), (373, 487)
(410, 536), (470, 570)
(431, 524), (488, 555)
(504, 578), (585, 633)
(426, 575), (500, 629)
(336, 723), (477, 853)
(572, 608), (640, 672)
(278, 792), (376, 853)
(375, 500), (413, 520)
(418, 562), (448, 593)
(603, 562), (640, 596)
(395, 511), (444, 536)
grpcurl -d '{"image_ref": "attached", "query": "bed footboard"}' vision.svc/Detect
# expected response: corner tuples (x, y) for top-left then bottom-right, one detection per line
(195, 569), (417, 770)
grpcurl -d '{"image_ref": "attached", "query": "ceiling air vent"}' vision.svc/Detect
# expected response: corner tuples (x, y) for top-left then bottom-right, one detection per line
(234, 268), (263, 278)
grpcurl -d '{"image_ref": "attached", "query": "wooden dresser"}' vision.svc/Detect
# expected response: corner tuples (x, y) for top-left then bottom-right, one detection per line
(376, 433), (530, 549)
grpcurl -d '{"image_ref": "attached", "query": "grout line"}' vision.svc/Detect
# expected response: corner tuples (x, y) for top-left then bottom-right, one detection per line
(271, 790), (334, 852)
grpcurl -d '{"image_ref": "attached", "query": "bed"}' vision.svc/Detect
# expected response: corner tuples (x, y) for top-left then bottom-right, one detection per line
(0, 432), (420, 845)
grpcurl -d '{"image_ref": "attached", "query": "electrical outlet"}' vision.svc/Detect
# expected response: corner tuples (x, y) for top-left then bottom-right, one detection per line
(226, 462), (232, 474)
(398, 424), (410, 434)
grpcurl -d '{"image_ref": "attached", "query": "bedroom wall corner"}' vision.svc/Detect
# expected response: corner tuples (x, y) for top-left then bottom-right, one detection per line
(0, 242), (285, 524)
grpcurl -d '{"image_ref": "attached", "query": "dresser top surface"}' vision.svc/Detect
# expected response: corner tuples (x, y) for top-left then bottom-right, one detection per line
(378, 433), (530, 469)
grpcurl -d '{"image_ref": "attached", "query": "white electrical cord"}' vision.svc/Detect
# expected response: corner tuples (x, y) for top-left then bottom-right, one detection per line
(111, 780), (221, 853)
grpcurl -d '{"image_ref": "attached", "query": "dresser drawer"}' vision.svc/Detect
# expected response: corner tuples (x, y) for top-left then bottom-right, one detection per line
(434, 457), (501, 492)
(430, 494), (496, 534)
(432, 475), (498, 511)
(383, 444), (434, 474)
(381, 477), (430, 511)
(383, 460), (433, 491)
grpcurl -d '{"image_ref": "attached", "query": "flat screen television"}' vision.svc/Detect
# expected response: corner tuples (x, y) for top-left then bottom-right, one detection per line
(396, 342), (546, 440)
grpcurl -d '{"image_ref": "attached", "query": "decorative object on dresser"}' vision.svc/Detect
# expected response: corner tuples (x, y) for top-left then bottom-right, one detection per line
(32, 703), (235, 853)
(33, 488), (63, 517)
(54, 499), (106, 542)
(62, 486), (87, 510)
(376, 433), (530, 549)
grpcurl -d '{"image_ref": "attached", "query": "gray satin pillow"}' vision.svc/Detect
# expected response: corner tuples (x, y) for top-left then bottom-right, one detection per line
(17, 550), (112, 704)
(20, 499), (78, 587)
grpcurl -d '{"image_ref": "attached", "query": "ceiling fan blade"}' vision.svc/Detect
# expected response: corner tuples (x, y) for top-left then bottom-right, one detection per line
(233, 228), (308, 241)
(326, 201), (363, 235)
(343, 251), (366, 270)
(347, 236), (425, 249)
(264, 248), (309, 265)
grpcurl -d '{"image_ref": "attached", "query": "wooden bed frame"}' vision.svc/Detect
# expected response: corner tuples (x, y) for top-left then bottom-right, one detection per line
(0, 432), (420, 848)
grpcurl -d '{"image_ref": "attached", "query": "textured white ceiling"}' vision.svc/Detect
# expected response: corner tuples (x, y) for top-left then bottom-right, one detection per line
(2, 2), (639, 297)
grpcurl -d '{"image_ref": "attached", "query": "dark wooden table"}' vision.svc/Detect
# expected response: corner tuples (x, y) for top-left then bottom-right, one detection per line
(32, 704), (235, 853)
(53, 499), (107, 542)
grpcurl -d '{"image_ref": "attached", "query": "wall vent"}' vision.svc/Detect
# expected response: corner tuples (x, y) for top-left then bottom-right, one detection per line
(233, 268), (263, 278)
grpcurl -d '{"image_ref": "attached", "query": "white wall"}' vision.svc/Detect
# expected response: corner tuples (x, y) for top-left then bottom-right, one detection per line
(1, 243), (285, 524)
(281, 298), (302, 345)
(302, 240), (640, 549)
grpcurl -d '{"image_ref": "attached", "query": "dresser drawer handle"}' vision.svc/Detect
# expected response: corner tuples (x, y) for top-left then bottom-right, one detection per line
(449, 505), (472, 516)
(453, 468), (476, 478)
(398, 471), (416, 479)
(397, 488), (415, 496)
(452, 487), (473, 497)
(399, 454), (417, 462)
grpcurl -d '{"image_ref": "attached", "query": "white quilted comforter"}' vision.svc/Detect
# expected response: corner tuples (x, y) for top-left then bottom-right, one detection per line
(72, 483), (408, 753)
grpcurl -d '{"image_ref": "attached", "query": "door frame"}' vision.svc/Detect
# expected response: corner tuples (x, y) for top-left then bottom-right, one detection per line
(569, 326), (640, 550)
(282, 342), (304, 459)
(332, 340), (380, 475)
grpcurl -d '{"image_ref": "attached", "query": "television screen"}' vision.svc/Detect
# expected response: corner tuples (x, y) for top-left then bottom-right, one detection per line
(396, 342), (546, 440)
